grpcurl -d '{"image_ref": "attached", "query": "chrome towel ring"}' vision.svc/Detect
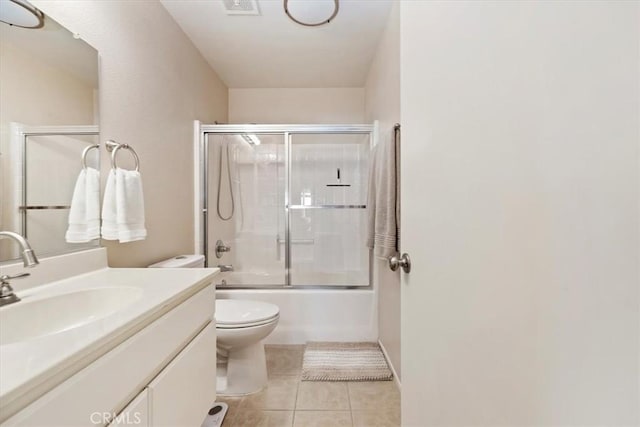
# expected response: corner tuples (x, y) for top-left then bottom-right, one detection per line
(106, 140), (140, 171)
(81, 144), (100, 170)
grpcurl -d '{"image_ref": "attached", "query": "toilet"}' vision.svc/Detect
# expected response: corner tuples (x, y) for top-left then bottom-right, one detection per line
(149, 255), (280, 396)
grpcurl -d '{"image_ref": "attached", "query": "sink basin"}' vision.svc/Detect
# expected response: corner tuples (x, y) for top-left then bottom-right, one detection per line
(0, 287), (143, 346)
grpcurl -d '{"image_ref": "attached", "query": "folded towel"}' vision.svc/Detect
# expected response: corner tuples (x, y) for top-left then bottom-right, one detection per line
(100, 169), (119, 241)
(366, 127), (400, 259)
(65, 167), (101, 243)
(115, 168), (147, 242)
(101, 168), (147, 243)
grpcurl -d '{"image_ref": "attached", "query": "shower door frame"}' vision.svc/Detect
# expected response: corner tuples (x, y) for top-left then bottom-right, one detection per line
(16, 125), (100, 241)
(198, 123), (374, 288)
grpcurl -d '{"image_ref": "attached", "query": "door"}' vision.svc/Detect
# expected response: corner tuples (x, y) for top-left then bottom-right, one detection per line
(206, 133), (286, 286)
(288, 133), (370, 287)
(148, 323), (216, 426)
(109, 389), (148, 427)
(401, 1), (639, 426)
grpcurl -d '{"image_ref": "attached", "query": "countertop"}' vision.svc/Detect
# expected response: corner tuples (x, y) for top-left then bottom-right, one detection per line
(0, 267), (218, 419)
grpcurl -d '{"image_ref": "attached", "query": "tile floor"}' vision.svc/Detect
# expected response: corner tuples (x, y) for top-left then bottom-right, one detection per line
(216, 345), (401, 427)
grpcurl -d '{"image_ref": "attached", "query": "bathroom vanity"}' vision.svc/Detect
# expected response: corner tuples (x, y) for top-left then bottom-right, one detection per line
(0, 250), (218, 426)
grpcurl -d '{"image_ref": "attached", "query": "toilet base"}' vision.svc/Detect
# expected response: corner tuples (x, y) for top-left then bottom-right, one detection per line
(216, 340), (268, 396)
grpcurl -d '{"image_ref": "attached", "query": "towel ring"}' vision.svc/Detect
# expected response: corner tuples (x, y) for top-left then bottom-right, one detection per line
(111, 143), (140, 172)
(81, 144), (100, 170)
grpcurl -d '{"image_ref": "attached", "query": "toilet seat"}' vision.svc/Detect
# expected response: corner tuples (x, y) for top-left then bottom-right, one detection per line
(216, 300), (280, 329)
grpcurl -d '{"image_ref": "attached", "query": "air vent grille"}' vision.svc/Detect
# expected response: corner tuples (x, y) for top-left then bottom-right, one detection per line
(223, 0), (260, 15)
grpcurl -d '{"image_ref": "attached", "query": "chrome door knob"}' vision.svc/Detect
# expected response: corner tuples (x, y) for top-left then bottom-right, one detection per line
(389, 253), (411, 273)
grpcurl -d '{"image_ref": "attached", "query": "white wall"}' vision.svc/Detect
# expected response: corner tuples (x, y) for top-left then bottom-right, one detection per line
(31, 0), (228, 267)
(364, 2), (401, 381)
(401, 1), (639, 425)
(228, 88), (364, 124)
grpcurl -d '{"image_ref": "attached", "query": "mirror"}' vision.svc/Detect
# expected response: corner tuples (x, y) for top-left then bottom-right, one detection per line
(0, 8), (99, 263)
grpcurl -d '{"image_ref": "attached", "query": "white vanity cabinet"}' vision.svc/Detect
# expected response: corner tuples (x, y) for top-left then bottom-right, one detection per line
(109, 389), (149, 427)
(148, 323), (216, 426)
(109, 323), (217, 427)
(2, 284), (216, 427)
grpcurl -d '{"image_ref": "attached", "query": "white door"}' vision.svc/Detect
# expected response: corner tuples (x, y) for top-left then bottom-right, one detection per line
(400, 1), (639, 426)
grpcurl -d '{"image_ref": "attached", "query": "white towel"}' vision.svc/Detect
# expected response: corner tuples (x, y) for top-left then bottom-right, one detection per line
(115, 168), (146, 242)
(101, 168), (147, 243)
(65, 167), (101, 243)
(101, 169), (119, 241)
(366, 128), (400, 258)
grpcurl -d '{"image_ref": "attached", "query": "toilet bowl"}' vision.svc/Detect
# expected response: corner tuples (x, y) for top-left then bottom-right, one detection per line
(149, 255), (280, 396)
(215, 299), (279, 396)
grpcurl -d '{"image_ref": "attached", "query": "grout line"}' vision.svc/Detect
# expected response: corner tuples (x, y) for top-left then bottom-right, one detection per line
(346, 382), (354, 426)
(292, 360), (302, 426)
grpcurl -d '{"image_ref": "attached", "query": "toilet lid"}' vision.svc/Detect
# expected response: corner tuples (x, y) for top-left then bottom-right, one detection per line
(215, 299), (280, 327)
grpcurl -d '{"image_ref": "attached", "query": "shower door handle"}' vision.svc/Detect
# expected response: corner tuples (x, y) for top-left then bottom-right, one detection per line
(389, 253), (411, 273)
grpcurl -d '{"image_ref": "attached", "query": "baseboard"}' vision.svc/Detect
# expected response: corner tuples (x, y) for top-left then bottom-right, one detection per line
(378, 339), (401, 392)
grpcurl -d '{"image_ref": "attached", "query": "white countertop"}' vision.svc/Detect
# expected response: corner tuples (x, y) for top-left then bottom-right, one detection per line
(0, 267), (218, 417)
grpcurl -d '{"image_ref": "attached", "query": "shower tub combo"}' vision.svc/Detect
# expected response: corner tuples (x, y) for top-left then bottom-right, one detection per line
(194, 123), (377, 344)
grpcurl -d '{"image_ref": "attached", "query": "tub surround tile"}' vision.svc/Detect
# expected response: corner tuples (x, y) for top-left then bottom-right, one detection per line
(295, 382), (350, 411)
(293, 411), (353, 427)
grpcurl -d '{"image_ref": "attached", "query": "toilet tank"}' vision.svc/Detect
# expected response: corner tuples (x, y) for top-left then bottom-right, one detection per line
(148, 255), (205, 268)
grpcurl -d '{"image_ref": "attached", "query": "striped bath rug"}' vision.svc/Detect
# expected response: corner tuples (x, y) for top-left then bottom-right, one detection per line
(301, 342), (393, 381)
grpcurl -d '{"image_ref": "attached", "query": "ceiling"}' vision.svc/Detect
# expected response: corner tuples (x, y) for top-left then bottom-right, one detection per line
(160, 0), (393, 88)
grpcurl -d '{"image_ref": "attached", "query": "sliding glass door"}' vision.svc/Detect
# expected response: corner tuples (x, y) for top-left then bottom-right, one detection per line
(206, 133), (285, 286)
(288, 133), (370, 287)
(204, 125), (372, 288)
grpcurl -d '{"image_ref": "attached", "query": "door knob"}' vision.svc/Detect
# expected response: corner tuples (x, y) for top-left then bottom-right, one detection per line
(389, 253), (411, 273)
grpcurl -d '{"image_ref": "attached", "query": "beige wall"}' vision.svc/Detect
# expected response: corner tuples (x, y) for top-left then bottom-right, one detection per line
(400, 1), (639, 425)
(364, 2), (401, 381)
(229, 88), (364, 124)
(32, 0), (228, 267)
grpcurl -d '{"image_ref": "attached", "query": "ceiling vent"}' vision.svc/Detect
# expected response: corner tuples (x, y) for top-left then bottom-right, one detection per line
(223, 0), (260, 15)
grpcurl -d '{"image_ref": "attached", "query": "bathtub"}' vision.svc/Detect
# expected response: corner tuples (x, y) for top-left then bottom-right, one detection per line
(215, 271), (377, 344)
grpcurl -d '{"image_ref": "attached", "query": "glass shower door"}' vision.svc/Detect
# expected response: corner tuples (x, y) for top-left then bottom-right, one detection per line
(288, 133), (371, 287)
(207, 133), (285, 286)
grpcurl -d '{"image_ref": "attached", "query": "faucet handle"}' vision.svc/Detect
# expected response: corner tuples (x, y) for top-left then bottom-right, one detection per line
(0, 273), (30, 283)
(0, 281), (21, 306)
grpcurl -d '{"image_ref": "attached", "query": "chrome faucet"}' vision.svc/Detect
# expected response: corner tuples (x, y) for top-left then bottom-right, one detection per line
(0, 231), (39, 307)
(216, 264), (234, 272)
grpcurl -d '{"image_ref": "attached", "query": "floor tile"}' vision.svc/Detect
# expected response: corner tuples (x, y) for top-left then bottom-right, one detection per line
(266, 345), (305, 377)
(295, 381), (350, 410)
(222, 345), (402, 427)
(226, 410), (293, 427)
(347, 381), (400, 411)
(240, 376), (299, 410)
(352, 409), (400, 427)
(293, 411), (352, 427)
(216, 395), (244, 426)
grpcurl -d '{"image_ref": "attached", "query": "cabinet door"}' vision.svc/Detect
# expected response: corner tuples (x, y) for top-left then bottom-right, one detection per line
(109, 389), (148, 427)
(148, 322), (216, 427)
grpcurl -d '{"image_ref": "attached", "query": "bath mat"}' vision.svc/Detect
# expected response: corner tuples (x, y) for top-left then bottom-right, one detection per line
(301, 342), (393, 381)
